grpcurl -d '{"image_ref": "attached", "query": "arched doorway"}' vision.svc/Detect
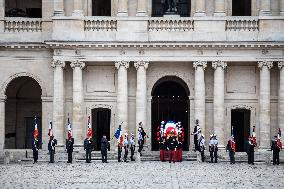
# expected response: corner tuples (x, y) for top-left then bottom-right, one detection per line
(152, 0), (191, 17)
(92, 108), (111, 150)
(151, 76), (190, 151)
(231, 109), (251, 152)
(5, 76), (42, 149)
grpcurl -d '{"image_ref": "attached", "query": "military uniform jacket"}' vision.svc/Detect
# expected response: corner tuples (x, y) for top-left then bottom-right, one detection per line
(167, 136), (177, 151)
(32, 139), (39, 151)
(271, 140), (281, 153)
(66, 138), (74, 152)
(159, 138), (166, 150)
(84, 138), (93, 150)
(48, 139), (57, 152)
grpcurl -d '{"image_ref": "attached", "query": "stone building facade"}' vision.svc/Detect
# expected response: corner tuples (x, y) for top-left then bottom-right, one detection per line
(0, 0), (283, 154)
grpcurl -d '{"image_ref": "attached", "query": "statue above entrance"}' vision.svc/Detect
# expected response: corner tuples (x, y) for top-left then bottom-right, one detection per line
(162, 0), (178, 14)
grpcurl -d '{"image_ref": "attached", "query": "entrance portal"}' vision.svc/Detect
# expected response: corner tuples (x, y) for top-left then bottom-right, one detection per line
(151, 76), (190, 151)
(92, 108), (111, 150)
(231, 109), (250, 152)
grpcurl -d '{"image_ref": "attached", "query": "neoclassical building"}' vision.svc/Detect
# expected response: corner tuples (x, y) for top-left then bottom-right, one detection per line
(0, 0), (283, 157)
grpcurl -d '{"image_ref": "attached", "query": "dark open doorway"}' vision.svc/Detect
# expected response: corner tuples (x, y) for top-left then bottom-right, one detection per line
(232, 0), (251, 16)
(152, 0), (191, 17)
(92, 0), (111, 16)
(231, 109), (250, 152)
(151, 76), (190, 151)
(92, 108), (111, 150)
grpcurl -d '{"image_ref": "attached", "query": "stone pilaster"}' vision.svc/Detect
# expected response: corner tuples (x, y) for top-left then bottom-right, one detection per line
(258, 61), (273, 149)
(53, 0), (65, 16)
(0, 95), (6, 151)
(51, 60), (65, 145)
(193, 61), (207, 134)
(70, 60), (85, 145)
(134, 61), (149, 138)
(214, 0), (226, 16)
(136, 0), (148, 16)
(115, 61), (129, 133)
(72, 0), (84, 16)
(212, 61), (227, 148)
(280, 0), (284, 16)
(260, 0), (272, 15)
(278, 62), (284, 139)
(117, 0), (128, 16)
(194, 0), (206, 16)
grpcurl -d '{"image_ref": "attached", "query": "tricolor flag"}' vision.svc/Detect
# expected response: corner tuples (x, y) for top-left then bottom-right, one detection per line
(67, 114), (72, 139)
(87, 116), (92, 138)
(48, 120), (53, 137)
(252, 126), (257, 146)
(278, 128), (282, 139)
(114, 124), (122, 144)
(33, 116), (39, 139)
(231, 126), (234, 138)
(231, 126), (236, 152)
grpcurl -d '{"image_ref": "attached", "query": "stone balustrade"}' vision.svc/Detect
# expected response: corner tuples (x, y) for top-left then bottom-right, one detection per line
(226, 16), (259, 31)
(4, 17), (42, 32)
(148, 18), (194, 31)
(84, 17), (117, 31)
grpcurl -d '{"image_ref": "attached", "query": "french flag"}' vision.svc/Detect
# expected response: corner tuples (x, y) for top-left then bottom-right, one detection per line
(67, 114), (72, 139)
(33, 116), (39, 139)
(48, 120), (53, 137)
(114, 124), (122, 144)
(87, 116), (92, 138)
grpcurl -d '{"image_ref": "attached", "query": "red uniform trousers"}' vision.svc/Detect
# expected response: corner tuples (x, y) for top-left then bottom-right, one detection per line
(160, 150), (166, 161)
(169, 150), (176, 163)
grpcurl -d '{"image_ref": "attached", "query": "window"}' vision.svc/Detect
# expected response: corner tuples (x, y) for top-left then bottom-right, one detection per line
(152, 0), (191, 17)
(92, 0), (111, 16)
(232, 0), (251, 16)
(5, 0), (42, 18)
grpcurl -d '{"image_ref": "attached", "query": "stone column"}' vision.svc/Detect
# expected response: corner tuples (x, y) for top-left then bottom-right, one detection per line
(0, 0), (4, 32)
(195, 0), (206, 16)
(258, 61), (273, 149)
(53, 0), (65, 16)
(117, 0), (128, 16)
(115, 61), (129, 133)
(260, 0), (272, 15)
(70, 60), (85, 145)
(134, 61), (149, 134)
(280, 0), (284, 16)
(51, 60), (65, 145)
(72, 0), (84, 16)
(193, 61), (207, 134)
(214, 0), (226, 16)
(278, 62), (284, 139)
(136, 0), (148, 16)
(0, 95), (5, 151)
(212, 61), (227, 148)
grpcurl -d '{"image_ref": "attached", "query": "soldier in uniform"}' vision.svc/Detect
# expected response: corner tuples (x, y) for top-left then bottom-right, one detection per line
(212, 134), (219, 163)
(101, 135), (109, 163)
(117, 138), (123, 162)
(191, 119), (201, 151)
(129, 133), (136, 161)
(123, 133), (129, 162)
(159, 135), (166, 162)
(226, 136), (236, 164)
(32, 135), (39, 164)
(209, 135), (214, 163)
(137, 122), (147, 156)
(66, 136), (74, 163)
(247, 136), (256, 165)
(271, 135), (281, 165)
(84, 136), (93, 163)
(199, 134), (205, 162)
(167, 130), (178, 163)
(48, 135), (57, 163)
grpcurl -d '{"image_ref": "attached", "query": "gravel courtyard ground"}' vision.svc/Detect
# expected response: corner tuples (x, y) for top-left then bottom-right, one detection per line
(0, 161), (283, 189)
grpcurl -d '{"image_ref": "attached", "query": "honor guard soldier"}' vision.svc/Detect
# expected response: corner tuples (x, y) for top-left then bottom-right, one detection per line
(118, 138), (123, 162)
(191, 119), (201, 151)
(138, 122), (147, 156)
(271, 134), (282, 165)
(209, 135), (214, 163)
(159, 136), (166, 162)
(84, 136), (93, 163)
(32, 135), (39, 164)
(212, 134), (219, 163)
(167, 130), (178, 163)
(247, 136), (256, 165)
(66, 135), (74, 163)
(199, 134), (205, 162)
(48, 135), (57, 163)
(101, 135), (109, 163)
(226, 136), (236, 164)
(129, 133), (136, 161)
(123, 133), (129, 162)
(176, 122), (184, 162)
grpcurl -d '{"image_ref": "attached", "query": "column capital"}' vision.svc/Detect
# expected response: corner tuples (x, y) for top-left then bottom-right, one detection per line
(278, 61), (284, 69)
(193, 61), (207, 70)
(115, 61), (130, 69)
(0, 95), (7, 102)
(70, 60), (86, 70)
(51, 60), (65, 68)
(258, 61), (273, 70)
(134, 61), (149, 70)
(212, 61), (227, 70)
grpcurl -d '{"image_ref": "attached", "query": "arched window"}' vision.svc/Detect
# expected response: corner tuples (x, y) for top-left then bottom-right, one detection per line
(5, 0), (42, 18)
(92, 0), (111, 16)
(152, 0), (191, 17)
(232, 0), (251, 16)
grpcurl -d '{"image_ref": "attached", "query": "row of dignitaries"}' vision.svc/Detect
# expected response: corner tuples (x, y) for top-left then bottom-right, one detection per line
(157, 121), (184, 163)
